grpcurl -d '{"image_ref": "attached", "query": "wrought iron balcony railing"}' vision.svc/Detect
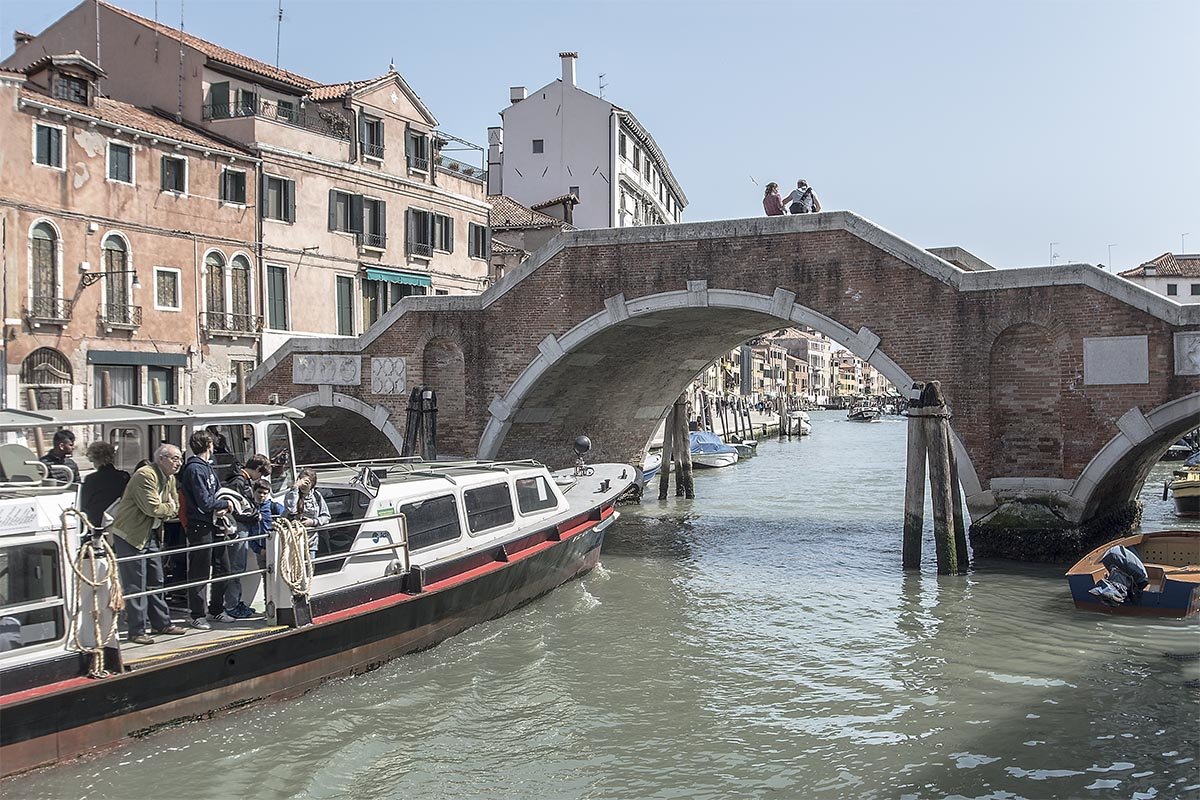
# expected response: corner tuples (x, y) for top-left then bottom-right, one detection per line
(360, 141), (385, 159)
(358, 232), (387, 250)
(27, 295), (73, 323)
(202, 99), (352, 141)
(407, 154), (430, 172)
(434, 155), (485, 183)
(200, 311), (263, 335)
(407, 239), (433, 259)
(103, 303), (141, 328)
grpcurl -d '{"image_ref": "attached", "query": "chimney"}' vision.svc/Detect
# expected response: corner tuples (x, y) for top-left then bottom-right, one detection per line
(13, 30), (34, 49)
(487, 126), (503, 196)
(509, 86), (526, 104)
(559, 51), (577, 87)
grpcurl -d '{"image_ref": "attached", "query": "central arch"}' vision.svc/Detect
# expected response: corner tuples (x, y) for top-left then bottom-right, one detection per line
(478, 285), (988, 517)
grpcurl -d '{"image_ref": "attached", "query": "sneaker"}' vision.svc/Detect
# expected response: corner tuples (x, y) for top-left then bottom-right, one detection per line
(189, 617), (212, 630)
(210, 611), (236, 623)
(153, 624), (188, 636)
(230, 603), (256, 619)
(128, 633), (155, 645)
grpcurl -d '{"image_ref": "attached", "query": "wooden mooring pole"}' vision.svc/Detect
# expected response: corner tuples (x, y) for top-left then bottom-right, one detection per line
(672, 395), (694, 498)
(904, 380), (967, 575)
(902, 382), (927, 570)
(658, 404), (676, 501)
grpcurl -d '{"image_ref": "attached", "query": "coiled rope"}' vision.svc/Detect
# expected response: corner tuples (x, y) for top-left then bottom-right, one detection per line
(58, 509), (124, 678)
(273, 516), (313, 598)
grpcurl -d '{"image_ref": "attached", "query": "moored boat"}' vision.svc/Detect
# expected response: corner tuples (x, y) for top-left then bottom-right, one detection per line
(1066, 530), (1200, 617)
(688, 431), (739, 469)
(787, 410), (812, 436)
(0, 404), (632, 777)
(1165, 468), (1200, 517)
(639, 451), (663, 486)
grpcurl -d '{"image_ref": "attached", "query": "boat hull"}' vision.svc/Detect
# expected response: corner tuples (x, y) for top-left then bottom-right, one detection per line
(0, 512), (613, 778)
(1065, 530), (1200, 618)
(691, 452), (738, 469)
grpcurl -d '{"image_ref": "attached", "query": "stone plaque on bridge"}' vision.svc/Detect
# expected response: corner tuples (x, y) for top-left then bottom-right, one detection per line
(1082, 336), (1148, 385)
(292, 354), (361, 386)
(371, 357), (407, 395)
(1175, 332), (1200, 376)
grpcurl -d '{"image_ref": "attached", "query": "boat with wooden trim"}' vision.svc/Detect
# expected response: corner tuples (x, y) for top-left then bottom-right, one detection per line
(1065, 530), (1200, 617)
(1165, 467), (1200, 517)
(847, 405), (881, 423)
(0, 405), (632, 778)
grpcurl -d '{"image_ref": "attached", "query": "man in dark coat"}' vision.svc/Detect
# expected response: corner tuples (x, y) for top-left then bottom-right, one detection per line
(178, 430), (232, 629)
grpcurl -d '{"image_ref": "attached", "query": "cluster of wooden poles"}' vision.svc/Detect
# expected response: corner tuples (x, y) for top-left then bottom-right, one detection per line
(903, 380), (969, 575)
(693, 389), (761, 443)
(657, 395), (694, 500)
(400, 387), (438, 460)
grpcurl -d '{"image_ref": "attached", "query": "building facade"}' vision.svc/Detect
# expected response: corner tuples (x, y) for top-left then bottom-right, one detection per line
(1119, 253), (1200, 304)
(1, 55), (259, 410)
(489, 52), (687, 230)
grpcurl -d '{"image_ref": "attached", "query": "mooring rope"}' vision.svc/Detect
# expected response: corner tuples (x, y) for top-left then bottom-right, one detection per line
(58, 509), (124, 678)
(274, 516), (313, 598)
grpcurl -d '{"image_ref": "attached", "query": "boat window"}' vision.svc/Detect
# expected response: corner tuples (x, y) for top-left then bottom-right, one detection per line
(515, 476), (558, 515)
(107, 427), (144, 473)
(266, 422), (294, 492)
(464, 482), (515, 535)
(0, 542), (65, 653)
(202, 423), (253, 483)
(401, 494), (463, 551)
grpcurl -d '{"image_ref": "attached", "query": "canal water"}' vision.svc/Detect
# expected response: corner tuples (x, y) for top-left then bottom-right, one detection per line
(15, 411), (1200, 800)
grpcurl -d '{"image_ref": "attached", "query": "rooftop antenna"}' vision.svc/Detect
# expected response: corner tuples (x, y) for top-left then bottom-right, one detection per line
(598, 72), (607, 98)
(1049, 241), (1060, 264)
(1107, 243), (1117, 272)
(94, 0), (101, 69)
(153, 0), (160, 62)
(177, 0), (185, 121)
(275, 0), (284, 68)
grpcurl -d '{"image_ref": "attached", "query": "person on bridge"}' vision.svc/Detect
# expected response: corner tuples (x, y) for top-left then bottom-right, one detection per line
(763, 182), (786, 216)
(784, 179), (821, 214)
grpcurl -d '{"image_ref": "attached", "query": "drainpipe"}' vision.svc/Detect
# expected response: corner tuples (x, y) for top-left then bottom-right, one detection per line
(192, 231), (201, 403)
(343, 95), (357, 164)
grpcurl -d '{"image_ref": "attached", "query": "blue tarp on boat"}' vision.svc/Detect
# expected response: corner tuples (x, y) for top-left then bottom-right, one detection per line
(689, 431), (738, 456)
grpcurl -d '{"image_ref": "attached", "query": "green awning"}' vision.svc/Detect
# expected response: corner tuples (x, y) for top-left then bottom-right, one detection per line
(364, 268), (431, 288)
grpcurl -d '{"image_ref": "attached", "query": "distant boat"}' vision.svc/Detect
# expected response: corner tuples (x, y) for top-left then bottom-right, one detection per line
(1066, 531), (1200, 617)
(639, 452), (663, 486)
(689, 431), (739, 469)
(787, 410), (812, 436)
(1165, 467), (1200, 517)
(1163, 439), (1196, 461)
(847, 405), (881, 422)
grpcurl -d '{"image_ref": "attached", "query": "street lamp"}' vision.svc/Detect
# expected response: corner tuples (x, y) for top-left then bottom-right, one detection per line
(80, 270), (140, 288)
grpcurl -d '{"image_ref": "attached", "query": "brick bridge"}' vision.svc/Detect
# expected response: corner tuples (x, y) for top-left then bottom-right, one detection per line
(248, 212), (1200, 559)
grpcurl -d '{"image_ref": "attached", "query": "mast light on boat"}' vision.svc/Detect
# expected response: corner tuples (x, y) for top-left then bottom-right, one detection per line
(573, 435), (593, 477)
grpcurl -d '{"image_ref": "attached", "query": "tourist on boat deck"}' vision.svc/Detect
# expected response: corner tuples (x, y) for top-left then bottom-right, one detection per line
(285, 467), (330, 558)
(219, 454), (271, 620)
(178, 429), (233, 630)
(250, 478), (284, 572)
(40, 428), (80, 483)
(79, 441), (129, 530)
(110, 444), (187, 644)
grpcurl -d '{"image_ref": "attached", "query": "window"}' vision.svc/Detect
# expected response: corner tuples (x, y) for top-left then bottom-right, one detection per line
(266, 265), (289, 329)
(1167, 284), (1178, 296)
(1191, 284), (1200, 296)
(632, 146), (640, 170)
(336, 275), (354, 336)
(532, 139), (544, 154)
(147, 366), (176, 405)
(230, 255), (252, 322)
(52, 74), (88, 104)
(94, 364), (138, 406)
(235, 87), (257, 116)
(464, 482), (515, 534)
(208, 81), (230, 118)
(275, 99), (295, 122)
(101, 235), (134, 321)
(515, 476), (558, 514)
(266, 422), (294, 492)
(407, 209), (433, 258)
(108, 142), (133, 183)
(432, 213), (453, 253)
(220, 169), (246, 204)
(329, 190), (363, 234)
(468, 222), (490, 260)
(205, 251), (226, 321)
(30, 223), (59, 309)
(160, 155), (187, 193)
(569, 185), (580, 198)
(360, 116), (384, 159)
(402, 494), (463, 550)
(0, 543), (66, 652)
(362, 279), (424, 326)
(204, 423), (253, 482)
(619, 132), (627, 158)
(208, 382), (222, 404)
(263, 175), (296, 223)
(363, 198), (386, 248)
(406, 130), (429, 171)
(154, 267), (181, 311)
(34, 123), (64, 169)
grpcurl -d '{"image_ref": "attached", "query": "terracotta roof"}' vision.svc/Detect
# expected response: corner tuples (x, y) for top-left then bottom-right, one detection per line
(308, 72), (393, 102)
(489, 195), (564, 230)
(1119, 253), (1200, 279)
(491, 240), (526, 256)
(19, 87), (249, 155)
(98, 1), (319, 90)
(530, 192), (579, 210)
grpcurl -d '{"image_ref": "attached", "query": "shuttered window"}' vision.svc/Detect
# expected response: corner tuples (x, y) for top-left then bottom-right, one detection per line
(266, 265), (288, 330)
(35, 124), (63, 168)
(336, 276), (354, 336)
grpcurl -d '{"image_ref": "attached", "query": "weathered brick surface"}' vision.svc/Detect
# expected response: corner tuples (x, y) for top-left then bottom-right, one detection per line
(248, 219), (1200, 537)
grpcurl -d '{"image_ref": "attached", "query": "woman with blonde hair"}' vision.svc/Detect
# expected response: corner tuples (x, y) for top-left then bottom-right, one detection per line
(762, 182), (786, 216)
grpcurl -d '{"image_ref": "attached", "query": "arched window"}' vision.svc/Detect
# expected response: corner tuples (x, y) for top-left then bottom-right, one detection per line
(230, 254), (251, 321)
(208, 381), (222, 403)
(20, 347), (71, 410)
(31, 223), (59, 308)
(102, 235), (130, 308)
(206, 251), (227, 315)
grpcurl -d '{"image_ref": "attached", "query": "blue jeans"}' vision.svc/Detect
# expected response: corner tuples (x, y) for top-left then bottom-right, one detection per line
(223, 528), (249, 612)
(113, 534), (172, 636)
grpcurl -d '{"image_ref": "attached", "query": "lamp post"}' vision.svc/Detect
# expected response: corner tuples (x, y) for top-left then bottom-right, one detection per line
(80, 270), (140, 288)
(1107, 244), (1117, 272)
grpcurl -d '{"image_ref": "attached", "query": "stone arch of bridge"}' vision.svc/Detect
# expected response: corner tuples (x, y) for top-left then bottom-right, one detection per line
(287, 391), (405, 464)
(1072, 391), (1200, 521)
(478, 285), (990, 518)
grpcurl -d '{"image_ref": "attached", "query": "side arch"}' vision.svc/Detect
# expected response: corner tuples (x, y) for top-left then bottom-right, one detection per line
(421, 336), (467, 457)
(287, 391), (405, 463)
(987, 323), (1065, 479)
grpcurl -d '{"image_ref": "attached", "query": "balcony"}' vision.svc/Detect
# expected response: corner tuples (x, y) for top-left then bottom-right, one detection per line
(360, 141), (385, 160)
(202, 99), (352, 141)
(26, 295), (73, 327)
(103, 303), (141, 330)
(406, 239), (433, 259)
(200, 311), (263, 339)
(358, 232), (387, 252)
(434, 155), (485, 184)
(406, 154), (430, 172)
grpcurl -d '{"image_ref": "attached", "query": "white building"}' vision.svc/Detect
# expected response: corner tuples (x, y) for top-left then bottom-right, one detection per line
(489, 52), (687, 230)
(1119, 253), (1200, 304)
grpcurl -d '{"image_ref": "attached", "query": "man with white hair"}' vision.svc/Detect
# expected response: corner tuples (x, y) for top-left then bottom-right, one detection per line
(784, 179), (822, 214)
(110, 444), (187, 644)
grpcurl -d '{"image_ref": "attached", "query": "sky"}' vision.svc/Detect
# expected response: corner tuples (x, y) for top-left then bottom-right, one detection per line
(2, 0), (1196, 270)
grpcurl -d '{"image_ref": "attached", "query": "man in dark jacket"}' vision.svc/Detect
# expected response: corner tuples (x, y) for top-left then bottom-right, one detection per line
(178, 429), (232, 629)
(41, 429), (81, 483)
(219, 454), (270, 620)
